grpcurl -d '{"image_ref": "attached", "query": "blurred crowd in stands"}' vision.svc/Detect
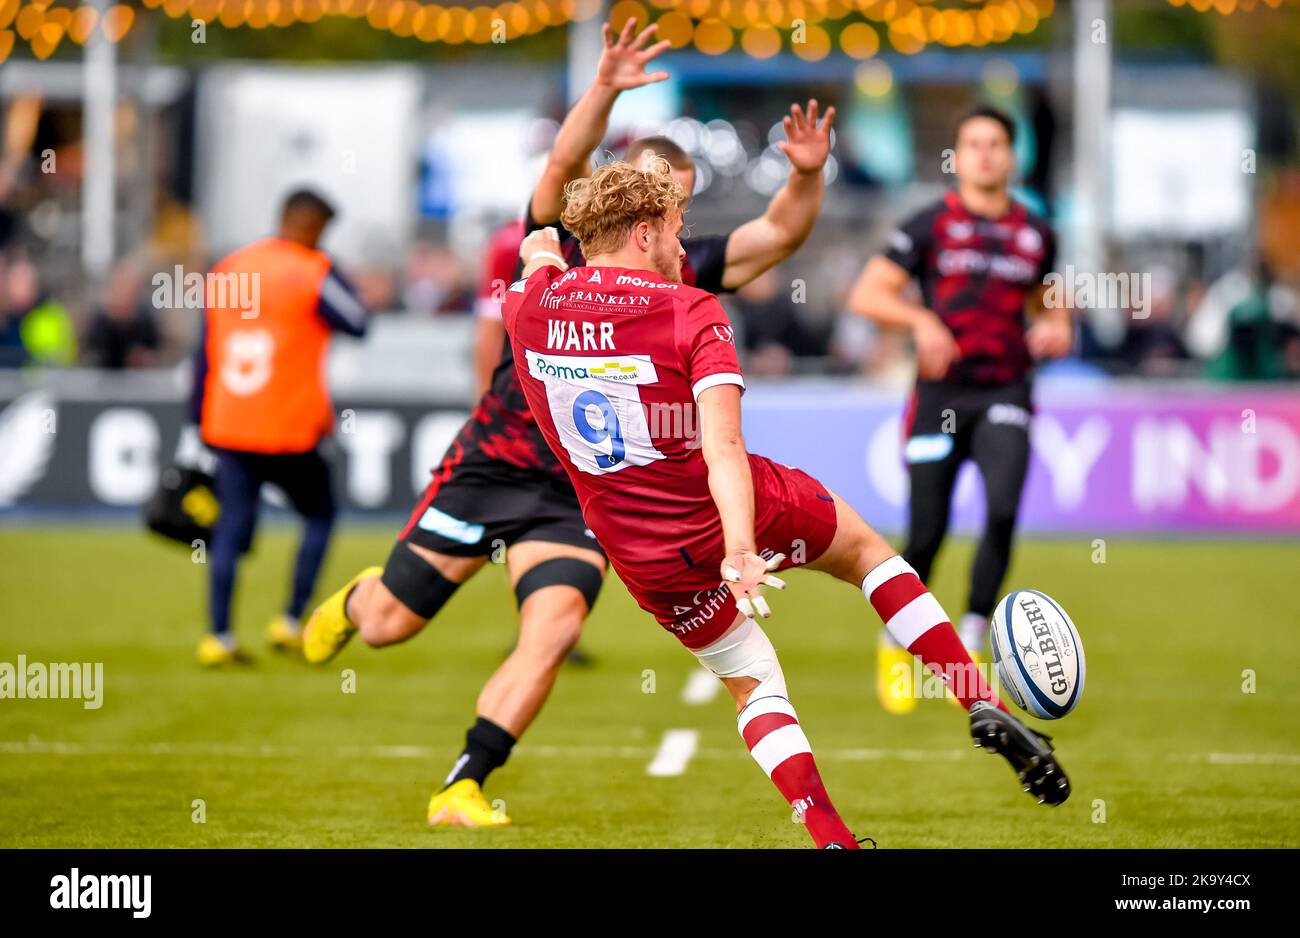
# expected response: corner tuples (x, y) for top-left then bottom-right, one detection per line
(2, 89), (1298, 385)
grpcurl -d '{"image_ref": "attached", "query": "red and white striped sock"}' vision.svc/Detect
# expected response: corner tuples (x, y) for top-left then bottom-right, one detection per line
(863, 556), (1007, 713)
(738, 696), (858, 848)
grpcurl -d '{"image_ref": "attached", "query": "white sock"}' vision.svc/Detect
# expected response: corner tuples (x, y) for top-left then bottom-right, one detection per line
(958, 612), (988, 652)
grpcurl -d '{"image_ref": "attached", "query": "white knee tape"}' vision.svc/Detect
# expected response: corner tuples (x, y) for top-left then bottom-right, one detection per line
(690, 617), (788, 702)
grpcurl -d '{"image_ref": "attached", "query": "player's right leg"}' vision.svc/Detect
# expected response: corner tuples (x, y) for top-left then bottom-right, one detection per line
(807, 492), (1070, 806)
(642, 520), (862, 848)
(689, 612), (864, 848)
(302, 450), (493, 664)
(302, 540), (483, 664)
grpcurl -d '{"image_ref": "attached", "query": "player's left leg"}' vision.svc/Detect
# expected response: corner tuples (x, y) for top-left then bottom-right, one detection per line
(962, 390), (1032, 654)
(429, 537), (605, 828)
(809, 490), (1006, 712)
(807, 490), (1069, 805)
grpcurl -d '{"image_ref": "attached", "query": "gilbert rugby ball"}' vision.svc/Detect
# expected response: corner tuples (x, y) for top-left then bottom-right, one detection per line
(989, 589), (1085, 720)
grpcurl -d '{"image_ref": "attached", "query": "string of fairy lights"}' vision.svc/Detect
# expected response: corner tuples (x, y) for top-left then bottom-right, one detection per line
(0, 0), (1293, 63)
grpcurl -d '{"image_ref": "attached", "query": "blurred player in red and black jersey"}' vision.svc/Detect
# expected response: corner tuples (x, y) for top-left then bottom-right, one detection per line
(848, 105), (1073, 713)
(471, 218), (526, 399)
(303, 20), (836, 828)
(503, 160), (1069, 846)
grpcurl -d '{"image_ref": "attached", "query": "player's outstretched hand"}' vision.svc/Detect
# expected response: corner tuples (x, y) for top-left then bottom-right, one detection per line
(596, 20), (672, 92)
(777, 99), (837, 175)
(520, 227), (567, 273)
(721, 551), (786, 620)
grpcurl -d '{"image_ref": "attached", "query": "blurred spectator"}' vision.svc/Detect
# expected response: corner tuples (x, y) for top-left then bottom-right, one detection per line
(1200, 262), (1300, 382)
(0, 93), (41, 252)
(0, 160), (21, 251)
(1188, 260), (1300, 370)
(828, 311), (915, 384)
(1259, 169), (1300, 285)
(0, 248), (76, 367)
(402, 240), (473, 315)
(351, 263), (399, 313)
(82, 260), (160, 370)
(1117, 267), (1188, 377)
(729, 267), (824, 377)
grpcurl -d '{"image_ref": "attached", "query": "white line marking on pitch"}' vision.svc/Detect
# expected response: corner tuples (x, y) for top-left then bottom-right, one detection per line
(681, 667), (721, 705)
(645, 730), (700, 777)
(1206, 752), (1300, 766)
(2, 739), (1294, 767)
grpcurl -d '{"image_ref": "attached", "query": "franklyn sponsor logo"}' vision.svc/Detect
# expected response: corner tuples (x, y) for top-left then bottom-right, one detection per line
(50, 869), (151, 918)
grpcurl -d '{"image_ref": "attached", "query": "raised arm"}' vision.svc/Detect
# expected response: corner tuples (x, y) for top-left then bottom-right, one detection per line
(697, 384), (785, 619)
(529, 21), (671, 224)
(720, 100), (836, 291)
(848, 255), (957, 381)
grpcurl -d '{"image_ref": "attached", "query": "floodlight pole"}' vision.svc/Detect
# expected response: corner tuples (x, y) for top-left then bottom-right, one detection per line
(82, 0), (116, 285)
(566, 3), (609, 107)
(1073, 0), (1111, 281)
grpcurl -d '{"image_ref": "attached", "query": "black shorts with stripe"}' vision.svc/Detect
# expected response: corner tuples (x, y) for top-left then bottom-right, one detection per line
(398, 435), (602, 560)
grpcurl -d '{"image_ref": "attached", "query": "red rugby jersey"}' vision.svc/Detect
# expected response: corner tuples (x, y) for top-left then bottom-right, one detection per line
(502, 264), (743, 563)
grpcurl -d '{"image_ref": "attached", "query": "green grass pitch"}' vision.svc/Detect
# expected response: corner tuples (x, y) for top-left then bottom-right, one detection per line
(1, 524), (1296, 848)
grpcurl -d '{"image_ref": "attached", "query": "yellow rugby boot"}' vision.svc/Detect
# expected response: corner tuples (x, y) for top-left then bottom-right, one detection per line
(266, 614), (303, 653)
(427, 779), (512, 828)
(876, 633), (917, 715)
(302, 566), (382, 664)
(197, 633), (252, 667)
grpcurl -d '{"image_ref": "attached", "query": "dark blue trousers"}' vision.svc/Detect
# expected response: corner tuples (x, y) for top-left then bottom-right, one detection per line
(208, 447), (337, 636)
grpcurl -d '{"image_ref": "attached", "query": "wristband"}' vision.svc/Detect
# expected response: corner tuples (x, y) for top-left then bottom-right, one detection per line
(529, 250), (567, 268)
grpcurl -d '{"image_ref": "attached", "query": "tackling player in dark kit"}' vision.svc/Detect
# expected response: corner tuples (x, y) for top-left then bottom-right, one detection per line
(302, 20), (836, 828)
(848, 105), (1072, 714)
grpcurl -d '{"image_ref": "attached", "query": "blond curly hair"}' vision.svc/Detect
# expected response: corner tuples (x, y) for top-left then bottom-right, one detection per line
(560, 157), (688, 258)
